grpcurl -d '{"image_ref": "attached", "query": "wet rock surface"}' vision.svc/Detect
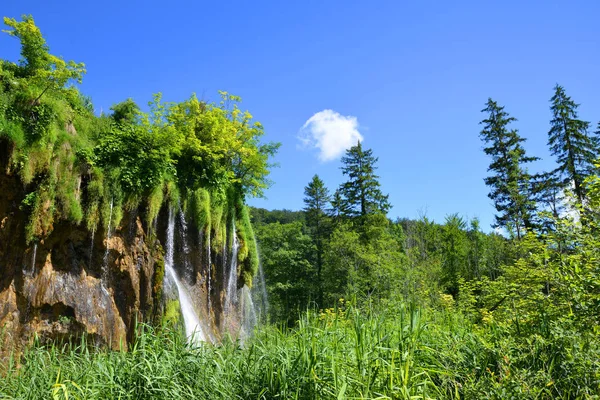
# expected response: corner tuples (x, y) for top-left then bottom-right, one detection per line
(0, 164), (162, 358)
(0, 147), (248, 360)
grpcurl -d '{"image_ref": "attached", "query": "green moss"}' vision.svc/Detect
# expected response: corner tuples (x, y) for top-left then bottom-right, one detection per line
(189, 188), (211, 233)
(152, 249), (165, 324)
(146, 182), (164, 228)
(165, 180), (179, 210)
(84, 169), (104, 233)
(211, 199), (225, 250)
(162, 299), (181, 326)
(1, 16), (277, 252)
(0, 119), (25, 148)
(25, 182), (56, 243)
(239, 205), (259, 287)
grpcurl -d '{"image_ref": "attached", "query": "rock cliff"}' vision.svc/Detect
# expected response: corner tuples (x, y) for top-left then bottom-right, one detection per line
(0, 139), (251, 360)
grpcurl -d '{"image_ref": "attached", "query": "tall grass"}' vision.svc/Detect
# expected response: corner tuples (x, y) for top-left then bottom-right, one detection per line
(1, 301), (598, 399)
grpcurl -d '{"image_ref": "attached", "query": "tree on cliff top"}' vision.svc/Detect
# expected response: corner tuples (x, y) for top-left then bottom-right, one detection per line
(0, 15), (279, 243)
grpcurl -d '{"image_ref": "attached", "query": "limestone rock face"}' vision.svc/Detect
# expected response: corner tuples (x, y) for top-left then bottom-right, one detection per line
(0, 142), (247, 361)
(0, 165), (161, 358)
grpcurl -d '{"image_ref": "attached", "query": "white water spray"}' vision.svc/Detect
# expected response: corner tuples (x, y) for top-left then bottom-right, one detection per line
(240, 285), (258, 340)
(206, 231), (212, 318)
(178, 212), (193, 278)
(102, 198), (114, 282)
(29, 243), (37, 276)
(165, 208), (206, 344)
(224, 219), (239, 314)
(252, 244), (270, 323)
(89, 227), (95, 268)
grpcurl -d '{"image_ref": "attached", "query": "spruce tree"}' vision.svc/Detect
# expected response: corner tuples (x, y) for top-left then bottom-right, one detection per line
(338, 141), (391, 217)
(480, 99), (538, 239)
(532, 171), (564, 233)
(330, 189), (349, 221)
(303, 174), (331, 305)
(548, 84), (596, 205)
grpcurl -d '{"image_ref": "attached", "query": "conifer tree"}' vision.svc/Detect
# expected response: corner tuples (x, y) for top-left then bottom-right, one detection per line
(330, 189), (349, 221)
(480, 99), (538, 239)
(303, 174), (331, 305)
(547, 85), (596, 205)
(338, 141), (391, 218)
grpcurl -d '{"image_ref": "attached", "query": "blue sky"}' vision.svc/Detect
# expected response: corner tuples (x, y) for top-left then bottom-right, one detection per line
(2, 0), (600, 230)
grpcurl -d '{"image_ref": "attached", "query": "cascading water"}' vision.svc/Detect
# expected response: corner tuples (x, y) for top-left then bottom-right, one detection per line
(28, 243), (37, 276)
(102, 198), (114, 283)
(252, 245), (270, 324)
(178, 211), (193, 279)
(89, 227), (95, 268)
(240, 285), (257, 340)
(206, 231), (212, 319)
(224, 220), (239, 314)
(164, 208), (207, 344)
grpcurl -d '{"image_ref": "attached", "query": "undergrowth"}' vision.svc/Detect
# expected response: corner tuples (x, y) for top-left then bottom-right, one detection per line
(1, 301), (598, 399)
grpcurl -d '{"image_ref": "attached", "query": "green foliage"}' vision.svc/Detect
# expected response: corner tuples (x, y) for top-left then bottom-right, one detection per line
(250, 207), (304, 225)
(162, 300), (183, 328)
(255, 221), (314, 323)
(480, 98), (538, 239)
(110, 98), (139, 125)
(3, 302), (598, 399)
(548, 84), (597, 205)
(3, 15), (86, 90)
(151, 247), (165, 325)
(168, 92), (280, 199)
(304, 174), (331, 305)
(337, 141), (391, 218)
(238, 205), (259, 286)
(3, 17), (600, 399)
(0, 16), (277, 253)
(440, 214), (468, 296)
(92, 120), (174, 199)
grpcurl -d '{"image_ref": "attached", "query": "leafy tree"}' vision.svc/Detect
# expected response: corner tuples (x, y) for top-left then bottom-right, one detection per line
(479, 99), (538, 239)
(338, 142), (391, 218)
(3, 16), (85, 103)
(466, 218), (484, 280)
(303, 174), (331, 305)
(250, 207), (304, 225)
(547, 84), (596, 205)
(254, 221), (314, 324)
(110, 99), (140, 125)
(0, 16), (279, 244)
(441, 214), (468, 296)
(322, 216), (404, 304)
(168, 92), (280, 199)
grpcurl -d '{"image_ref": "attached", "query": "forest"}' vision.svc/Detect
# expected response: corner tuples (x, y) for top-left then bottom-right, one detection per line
(1, 15), (600, 400)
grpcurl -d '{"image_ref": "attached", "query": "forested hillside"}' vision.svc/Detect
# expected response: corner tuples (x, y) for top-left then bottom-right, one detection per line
(245, 93), (600, 397)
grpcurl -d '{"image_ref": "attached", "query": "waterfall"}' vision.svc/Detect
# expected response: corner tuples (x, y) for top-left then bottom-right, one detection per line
(89, 227), (95, 268)
(102, 198), (114, 282)
(252, 246), (270, 324)
(178, 211), (192, 279)
(206, 231), (212, 318)
(164, 208), (206, 344)
(28, 243), (37, 276)
(224, 219), (239, 314)
(240, 285), (257, 339)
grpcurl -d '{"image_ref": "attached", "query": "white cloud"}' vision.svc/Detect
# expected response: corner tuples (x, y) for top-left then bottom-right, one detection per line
(298, 109), (363, 162)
